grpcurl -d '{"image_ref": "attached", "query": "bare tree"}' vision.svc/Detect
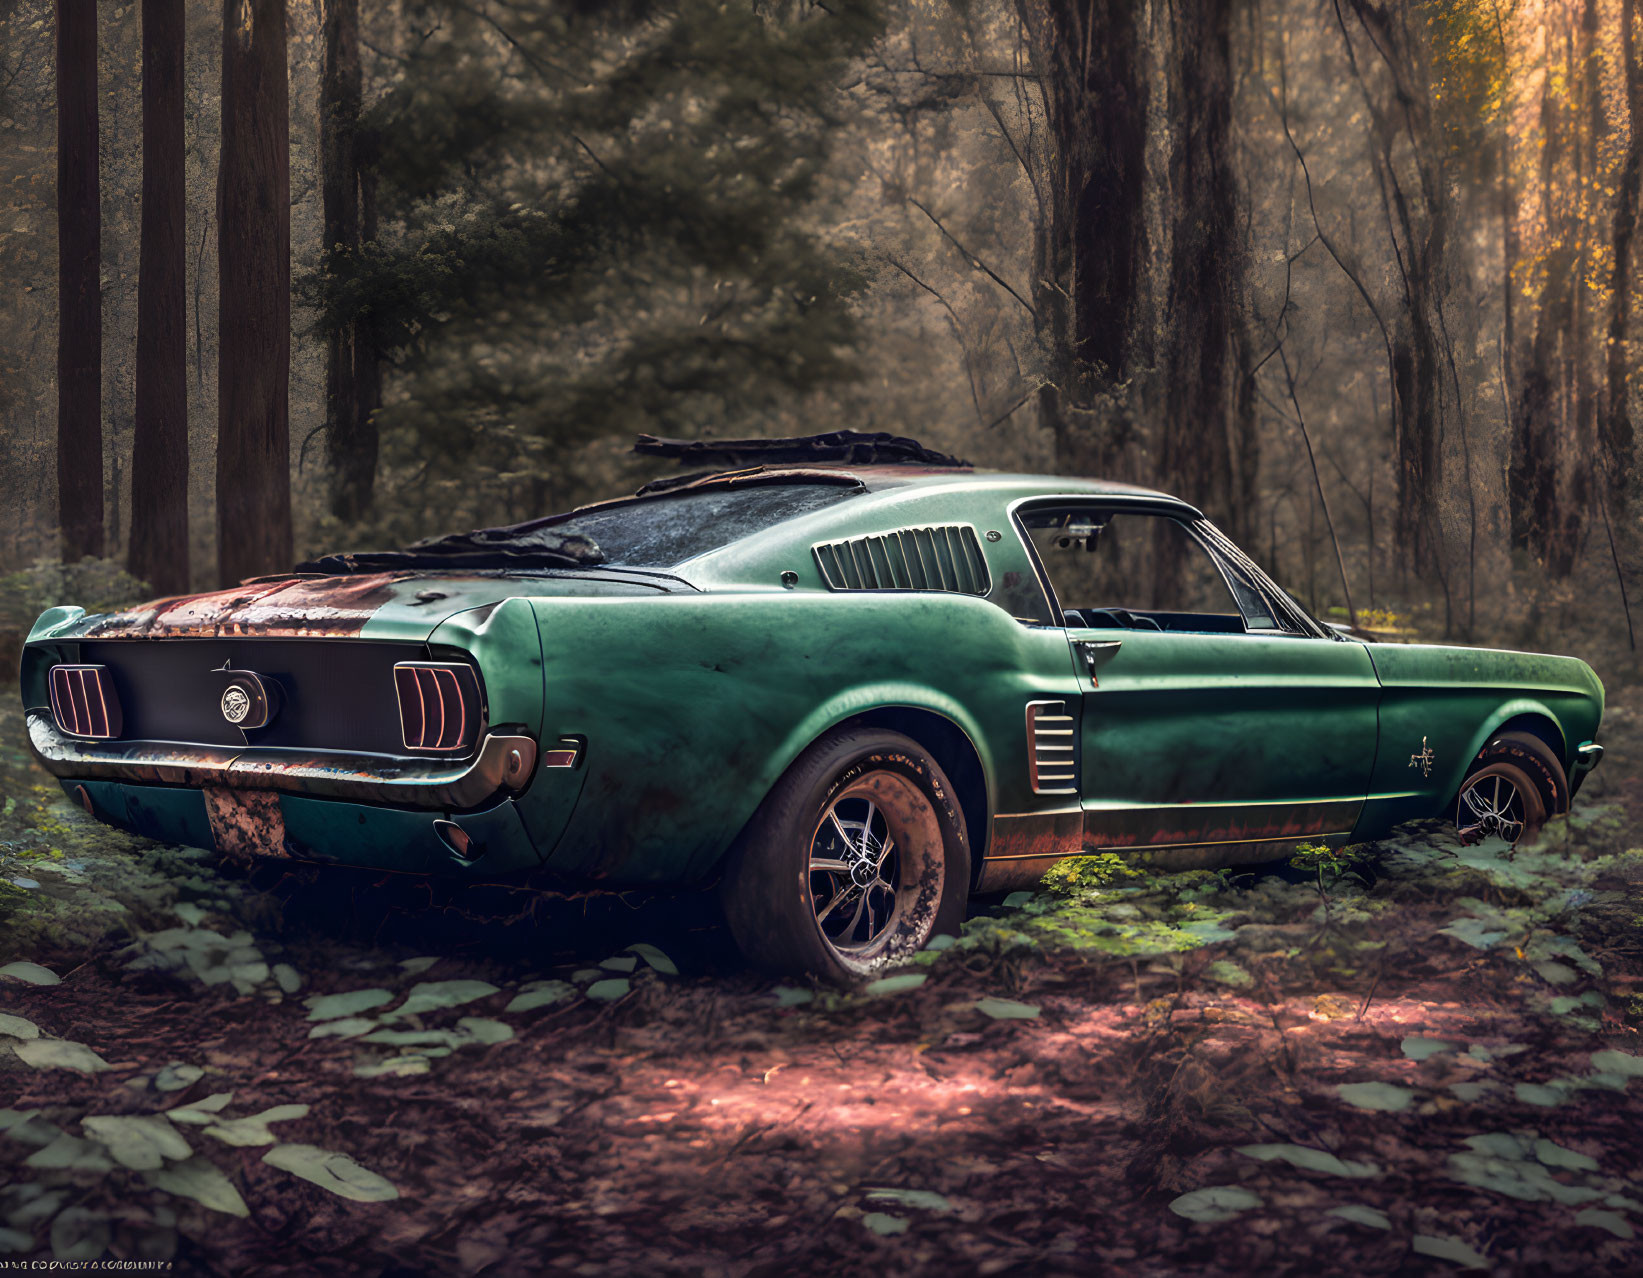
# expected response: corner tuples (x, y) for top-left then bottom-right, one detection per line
(1014, 0), (1150, 477)
(1605, 0), (1640, 514)
(216, 0), (291, 587)
(1335, 0), (1456, 584)
(1157, 0), (1253, 538)
(129, 0), (190, 595)
(1509, 0), (1602, 577)
(56, 0), (102, 562)
(321, 0), (379, 520)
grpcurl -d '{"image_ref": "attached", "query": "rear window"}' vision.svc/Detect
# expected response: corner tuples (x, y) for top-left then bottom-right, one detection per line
(547, 484), (859, 567)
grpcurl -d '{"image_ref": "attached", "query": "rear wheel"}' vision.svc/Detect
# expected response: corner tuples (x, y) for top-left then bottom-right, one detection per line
(1454, 730), (1566, 845)
(720, 728), (970, 984)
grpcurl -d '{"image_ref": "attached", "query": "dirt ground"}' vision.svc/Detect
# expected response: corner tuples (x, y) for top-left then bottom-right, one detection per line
(3, 688), (1643, 1276)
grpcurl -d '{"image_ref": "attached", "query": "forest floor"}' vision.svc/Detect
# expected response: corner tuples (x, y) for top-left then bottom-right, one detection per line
(1, 689), (1642, 1277)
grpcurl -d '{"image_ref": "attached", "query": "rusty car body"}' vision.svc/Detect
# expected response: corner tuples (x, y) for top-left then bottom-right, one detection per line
(19, 441), (1606, 977)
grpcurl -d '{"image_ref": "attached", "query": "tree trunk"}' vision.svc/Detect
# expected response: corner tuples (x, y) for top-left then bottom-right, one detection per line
(1509, 0), (1603, 577)
(321, 0), (378, 520)
(1390, 311), (1443, 576)
(1016, 0), (1150, 478)
(129, 0), (189, 595)
(217, 0), (291, 587)
(56, 0), (102, 563)
(1604, 0), (1640, 513)
(1157, 0), (1240, 530)
(1338, 0), (1454, 584)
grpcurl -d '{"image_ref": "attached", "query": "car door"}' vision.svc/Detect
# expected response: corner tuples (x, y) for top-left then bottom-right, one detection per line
(1017, 501), (1380, 855)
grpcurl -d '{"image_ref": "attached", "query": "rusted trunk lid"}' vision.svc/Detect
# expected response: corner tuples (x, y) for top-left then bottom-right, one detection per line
(28, 570), (679, 646)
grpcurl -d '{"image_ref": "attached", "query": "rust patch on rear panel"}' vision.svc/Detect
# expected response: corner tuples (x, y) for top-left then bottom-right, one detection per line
(203, 788), (289, 859)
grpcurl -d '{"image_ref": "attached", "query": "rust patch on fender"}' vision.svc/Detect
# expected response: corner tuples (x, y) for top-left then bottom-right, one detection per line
(203, 788), (289, 859)
(976, 808), (1084, 893)
(988, 809), (1084, 860)
(83, 574), (409, 639)
(1081, 800), (1361, 850)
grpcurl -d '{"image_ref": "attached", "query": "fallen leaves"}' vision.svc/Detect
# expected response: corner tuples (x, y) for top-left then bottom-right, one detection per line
(0, 962), (59, 986)
(10, 1038), (109, 1073)
(143, 1157), (249, 1218)
(165, 1094), (235, 1125)
(971, 997), (1040, 1020)
(200, 1105), (311, 1148)
(262, 1145), (399, 1203)
(1336, 1081), (1414, 1112)
(505, 981), (573, 1014)
(862, 973), (925, 997)
(305, 989), (393, 1022)
(79, 1116), (191, 1170)
(387, 980), (499, 1018)
(1236, 1143), (1380, 1179)
(1168, 1185), (1263, 1223)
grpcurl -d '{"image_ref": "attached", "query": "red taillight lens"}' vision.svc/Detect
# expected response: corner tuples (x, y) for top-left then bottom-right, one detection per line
(49, 664), (122, 739)
(393, 662), (482, 753)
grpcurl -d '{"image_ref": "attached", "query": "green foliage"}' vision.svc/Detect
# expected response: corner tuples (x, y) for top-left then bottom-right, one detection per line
(1290, 841), (1377, 895)
(0, 558), (149, 638)
(1038, 852), (1142, 894)
(304, 0), (885, 532)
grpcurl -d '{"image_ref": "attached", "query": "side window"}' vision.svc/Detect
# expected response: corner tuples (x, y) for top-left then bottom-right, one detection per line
(1021, 510), (1256, 634)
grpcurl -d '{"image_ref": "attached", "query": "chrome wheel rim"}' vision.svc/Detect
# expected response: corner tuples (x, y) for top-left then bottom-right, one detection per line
(1456, 772), (1526, 843)
(809, 787), (904, 956)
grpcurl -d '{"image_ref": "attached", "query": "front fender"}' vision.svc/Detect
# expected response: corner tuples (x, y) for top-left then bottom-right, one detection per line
(1356, 645), (1603, 838)
(1447, 697), (1568, 803)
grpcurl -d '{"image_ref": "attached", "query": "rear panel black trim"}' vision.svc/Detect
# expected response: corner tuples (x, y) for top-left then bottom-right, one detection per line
(74, 638), (483, 759)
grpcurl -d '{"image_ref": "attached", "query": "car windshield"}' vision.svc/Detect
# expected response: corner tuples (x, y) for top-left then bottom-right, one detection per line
(546, 483), (860, 567)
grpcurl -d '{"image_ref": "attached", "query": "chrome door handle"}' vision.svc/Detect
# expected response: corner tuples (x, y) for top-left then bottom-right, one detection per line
(1076, 640), (1122, 685)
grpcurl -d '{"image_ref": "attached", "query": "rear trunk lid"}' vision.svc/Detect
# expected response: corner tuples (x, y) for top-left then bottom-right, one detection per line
(30, 569), (684, 646)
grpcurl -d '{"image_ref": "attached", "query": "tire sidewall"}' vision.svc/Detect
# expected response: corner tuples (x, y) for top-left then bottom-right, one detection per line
(722, 728), (970, 983)
(1456, 731), (1566, 843)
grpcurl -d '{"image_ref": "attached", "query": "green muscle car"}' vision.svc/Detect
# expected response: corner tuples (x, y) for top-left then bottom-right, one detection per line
(18, 433), (1605, 982)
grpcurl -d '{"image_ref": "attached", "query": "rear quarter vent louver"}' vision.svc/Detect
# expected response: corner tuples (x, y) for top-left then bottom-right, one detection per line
(813, 525), (991, 595)
(1026, 700), (1077, 795)
(393, 663), (483, 753)
(49, 664), (122, 739)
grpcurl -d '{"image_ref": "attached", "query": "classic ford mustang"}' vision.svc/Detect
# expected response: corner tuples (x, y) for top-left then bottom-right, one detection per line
(19, 433), (1605, 981)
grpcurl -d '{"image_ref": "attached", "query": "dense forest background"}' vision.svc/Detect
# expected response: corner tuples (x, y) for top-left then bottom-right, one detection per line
(0, 0), (1639, 650)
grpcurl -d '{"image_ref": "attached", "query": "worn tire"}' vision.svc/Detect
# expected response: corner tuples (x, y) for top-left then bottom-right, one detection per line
(720, 728), (970, 984)
(1454, 730), (1566, 844)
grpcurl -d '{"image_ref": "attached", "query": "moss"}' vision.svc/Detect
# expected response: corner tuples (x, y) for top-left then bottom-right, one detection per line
(1038, 852), (1142, 895)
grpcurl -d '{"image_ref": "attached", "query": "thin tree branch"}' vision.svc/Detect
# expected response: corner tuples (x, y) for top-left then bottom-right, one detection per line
(882, 254), (988, 429)
(1276, 340), (1357, 626)
(904, 194), (1038, 321)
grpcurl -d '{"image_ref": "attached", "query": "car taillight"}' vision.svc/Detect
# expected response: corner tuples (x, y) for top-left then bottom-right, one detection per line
(49, 664), (122, 739)
(393, 662), (481, 753)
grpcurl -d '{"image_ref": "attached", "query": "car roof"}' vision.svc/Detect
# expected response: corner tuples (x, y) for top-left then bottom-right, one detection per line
(695, 463), (1205, 516)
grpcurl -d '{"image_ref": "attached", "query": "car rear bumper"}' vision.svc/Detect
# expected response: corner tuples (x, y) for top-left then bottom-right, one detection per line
(25, 708), (538, 811)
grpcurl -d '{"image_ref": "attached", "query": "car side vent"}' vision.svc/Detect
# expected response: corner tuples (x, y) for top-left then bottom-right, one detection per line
(49, 664), (123, 740)
(393, 662), (483, 754)
(812, 525), (990, 595)
(1025, 700), (1077, 795)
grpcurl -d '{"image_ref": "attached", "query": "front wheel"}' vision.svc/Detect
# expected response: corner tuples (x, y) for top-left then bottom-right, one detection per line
(720, 728), (970, 984)
(1454, 730), (1566, 845)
